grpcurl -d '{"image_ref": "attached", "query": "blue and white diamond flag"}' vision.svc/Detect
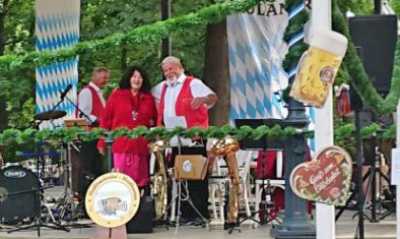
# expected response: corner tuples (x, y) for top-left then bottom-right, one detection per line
(227, 0), (289, 122)
(35, 0), (80, 128)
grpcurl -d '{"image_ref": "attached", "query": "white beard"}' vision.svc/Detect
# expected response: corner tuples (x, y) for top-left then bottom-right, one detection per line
(167, 76), (177, 83)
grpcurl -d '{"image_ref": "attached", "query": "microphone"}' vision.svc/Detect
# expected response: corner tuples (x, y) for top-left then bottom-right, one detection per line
(60, 84), (72, 100)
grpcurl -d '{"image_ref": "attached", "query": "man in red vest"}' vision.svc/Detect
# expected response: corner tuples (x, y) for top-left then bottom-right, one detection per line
(152, 56), (217, 224)
(78, 67), (109, 126)
(76, 67), (109, 202)
(152, 56), (217, 128)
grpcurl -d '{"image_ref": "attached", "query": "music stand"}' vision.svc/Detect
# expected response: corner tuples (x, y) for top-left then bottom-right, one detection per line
(233, 119), (284, 227)
(170, 138), (209, 232)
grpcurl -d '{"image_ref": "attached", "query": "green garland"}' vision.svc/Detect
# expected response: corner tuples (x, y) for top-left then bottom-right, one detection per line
(0, 123), (394, 151)
(0, 125), (310, 146)
(0, 0), (261, 73)
(332, 2), (400, 114)
(283, 0), (309, 71)
(283, 1), (400, 114)
(334, 122), (396, 141)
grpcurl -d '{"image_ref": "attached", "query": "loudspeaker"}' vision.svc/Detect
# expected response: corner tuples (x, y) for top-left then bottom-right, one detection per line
(126, 195), (154, 233)
(349, 15), (398, 96)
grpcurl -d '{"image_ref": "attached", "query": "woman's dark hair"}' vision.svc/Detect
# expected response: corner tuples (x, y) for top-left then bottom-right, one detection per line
(119, 65), (151, 92)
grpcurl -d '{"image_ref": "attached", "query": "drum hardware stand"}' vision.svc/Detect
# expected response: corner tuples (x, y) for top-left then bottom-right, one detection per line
(237, 179), (279, 229)
(236, 148), (283, 231)
(361, 141), (394, 223)
(7, 142), (70, 236)
(55, 141), (92, 228)
(174, 180), (208, 232)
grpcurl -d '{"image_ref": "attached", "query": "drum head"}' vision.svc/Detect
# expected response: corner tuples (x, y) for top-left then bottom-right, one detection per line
(85, 172), (140, 228)
(0, 166), (40, 223)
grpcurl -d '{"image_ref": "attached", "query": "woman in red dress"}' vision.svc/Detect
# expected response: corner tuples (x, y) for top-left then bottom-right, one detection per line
(98, 66), (157, 188)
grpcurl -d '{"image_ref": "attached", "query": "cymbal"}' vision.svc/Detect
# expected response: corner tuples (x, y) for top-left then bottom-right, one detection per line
(34, 110), (67, 121)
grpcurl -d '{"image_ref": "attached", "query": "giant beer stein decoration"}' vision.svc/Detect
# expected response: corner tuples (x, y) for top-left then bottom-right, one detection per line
(290, 28), (348, 108)
(210, 136), (240, 224)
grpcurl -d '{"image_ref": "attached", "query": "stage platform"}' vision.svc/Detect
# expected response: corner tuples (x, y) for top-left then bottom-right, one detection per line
(0, 211), (396, 239)
(0, 187), (396, 239)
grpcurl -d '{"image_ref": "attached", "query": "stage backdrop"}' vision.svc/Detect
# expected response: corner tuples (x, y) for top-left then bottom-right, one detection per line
(35, 0), (80, 128)
(227, 0), (289, 121)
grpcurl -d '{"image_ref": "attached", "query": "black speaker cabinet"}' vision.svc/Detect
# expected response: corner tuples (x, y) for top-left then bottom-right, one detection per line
(349, 15), (398, 96)
(126, 195), (154, 233)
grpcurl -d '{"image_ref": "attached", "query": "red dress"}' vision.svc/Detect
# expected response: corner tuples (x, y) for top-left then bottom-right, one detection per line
(98, 89), (157, 187)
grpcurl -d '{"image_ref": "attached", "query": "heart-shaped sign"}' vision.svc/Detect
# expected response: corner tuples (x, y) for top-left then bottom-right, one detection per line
(290, 146), (352, 206)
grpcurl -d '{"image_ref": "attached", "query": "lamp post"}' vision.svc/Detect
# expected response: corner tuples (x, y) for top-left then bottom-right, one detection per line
(271, 96), (316, 239)
(374, 0), (381, 14)
(161, 0), (171, 58)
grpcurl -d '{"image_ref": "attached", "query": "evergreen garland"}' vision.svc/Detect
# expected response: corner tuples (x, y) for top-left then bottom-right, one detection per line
(332, 2), (400, 114)
(0, 0), (261, 72)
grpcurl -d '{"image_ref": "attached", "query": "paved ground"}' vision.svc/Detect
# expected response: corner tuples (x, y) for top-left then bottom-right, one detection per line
(0, 187), (397, 239)
(0, 211), (396, 239)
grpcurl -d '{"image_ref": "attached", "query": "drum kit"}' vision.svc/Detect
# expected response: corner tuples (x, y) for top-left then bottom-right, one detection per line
(0, 108), (144, 236)
(0, 110), (92, 235)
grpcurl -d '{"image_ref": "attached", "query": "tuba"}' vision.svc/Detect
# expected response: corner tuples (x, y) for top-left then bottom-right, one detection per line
(210, 136), (240, 224)
(149, 140), (169, 220)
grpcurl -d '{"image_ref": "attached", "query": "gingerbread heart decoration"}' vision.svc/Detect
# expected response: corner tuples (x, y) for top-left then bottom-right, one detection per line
(290, 146), (352, 206)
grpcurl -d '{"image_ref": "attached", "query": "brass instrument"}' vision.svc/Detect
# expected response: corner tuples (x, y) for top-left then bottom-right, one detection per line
(210, 136), (240, 224)
(149, 140), (168, 220)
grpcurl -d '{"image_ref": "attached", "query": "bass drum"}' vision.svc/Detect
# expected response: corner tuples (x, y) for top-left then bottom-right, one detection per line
(0, 166), (40, 223)
(85, 172), (141, 228)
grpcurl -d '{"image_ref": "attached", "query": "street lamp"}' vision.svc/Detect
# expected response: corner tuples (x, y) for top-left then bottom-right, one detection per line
(271, 93), (316, 239)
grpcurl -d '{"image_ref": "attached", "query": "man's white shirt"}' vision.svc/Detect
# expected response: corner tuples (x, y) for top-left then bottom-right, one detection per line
(151, 73), (215, 125)
(152, 73), (215, 146)
(78, 82), (106, 122)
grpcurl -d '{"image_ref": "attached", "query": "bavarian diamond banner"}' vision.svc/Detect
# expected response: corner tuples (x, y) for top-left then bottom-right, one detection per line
(35, 0), (80, 128)
(227, 0), (289, 121)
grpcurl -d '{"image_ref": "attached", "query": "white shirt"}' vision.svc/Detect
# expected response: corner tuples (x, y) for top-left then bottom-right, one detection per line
(151, 73), (215, 123)
(78, 82), (106, 122)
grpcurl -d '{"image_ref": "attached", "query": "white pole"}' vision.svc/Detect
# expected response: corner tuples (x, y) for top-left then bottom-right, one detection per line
(396, 101), (400, 239)
(312, 0), (336, 239)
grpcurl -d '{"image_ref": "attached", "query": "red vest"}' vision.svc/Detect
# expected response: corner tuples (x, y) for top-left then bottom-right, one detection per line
(77, 84), (105, 119)
(157, 76), (208, 128)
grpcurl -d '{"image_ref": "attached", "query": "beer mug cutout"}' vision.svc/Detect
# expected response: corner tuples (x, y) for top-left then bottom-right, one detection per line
(290, 28), (348, 108)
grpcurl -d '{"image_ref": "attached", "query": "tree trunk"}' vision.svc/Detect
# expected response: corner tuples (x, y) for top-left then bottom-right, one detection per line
(121, 43), (128, 72)
(203, 19), (230, 126)
(0, 0), (9, 130)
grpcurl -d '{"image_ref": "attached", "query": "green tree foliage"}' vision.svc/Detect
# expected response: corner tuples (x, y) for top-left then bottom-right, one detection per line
(389, 0), (400, 14)
(0, 0), (387, 131)
(0, 0), (35, 131)
(337, 0), (373, 15)
(0, 0), (214, 130)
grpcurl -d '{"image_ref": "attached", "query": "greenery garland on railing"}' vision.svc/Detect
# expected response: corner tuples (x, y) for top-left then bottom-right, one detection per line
(0, 125), (309, 146)
(0, 123), (394, 152)
(332, 2), (400, 114)
(0, 0), (261, 73)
